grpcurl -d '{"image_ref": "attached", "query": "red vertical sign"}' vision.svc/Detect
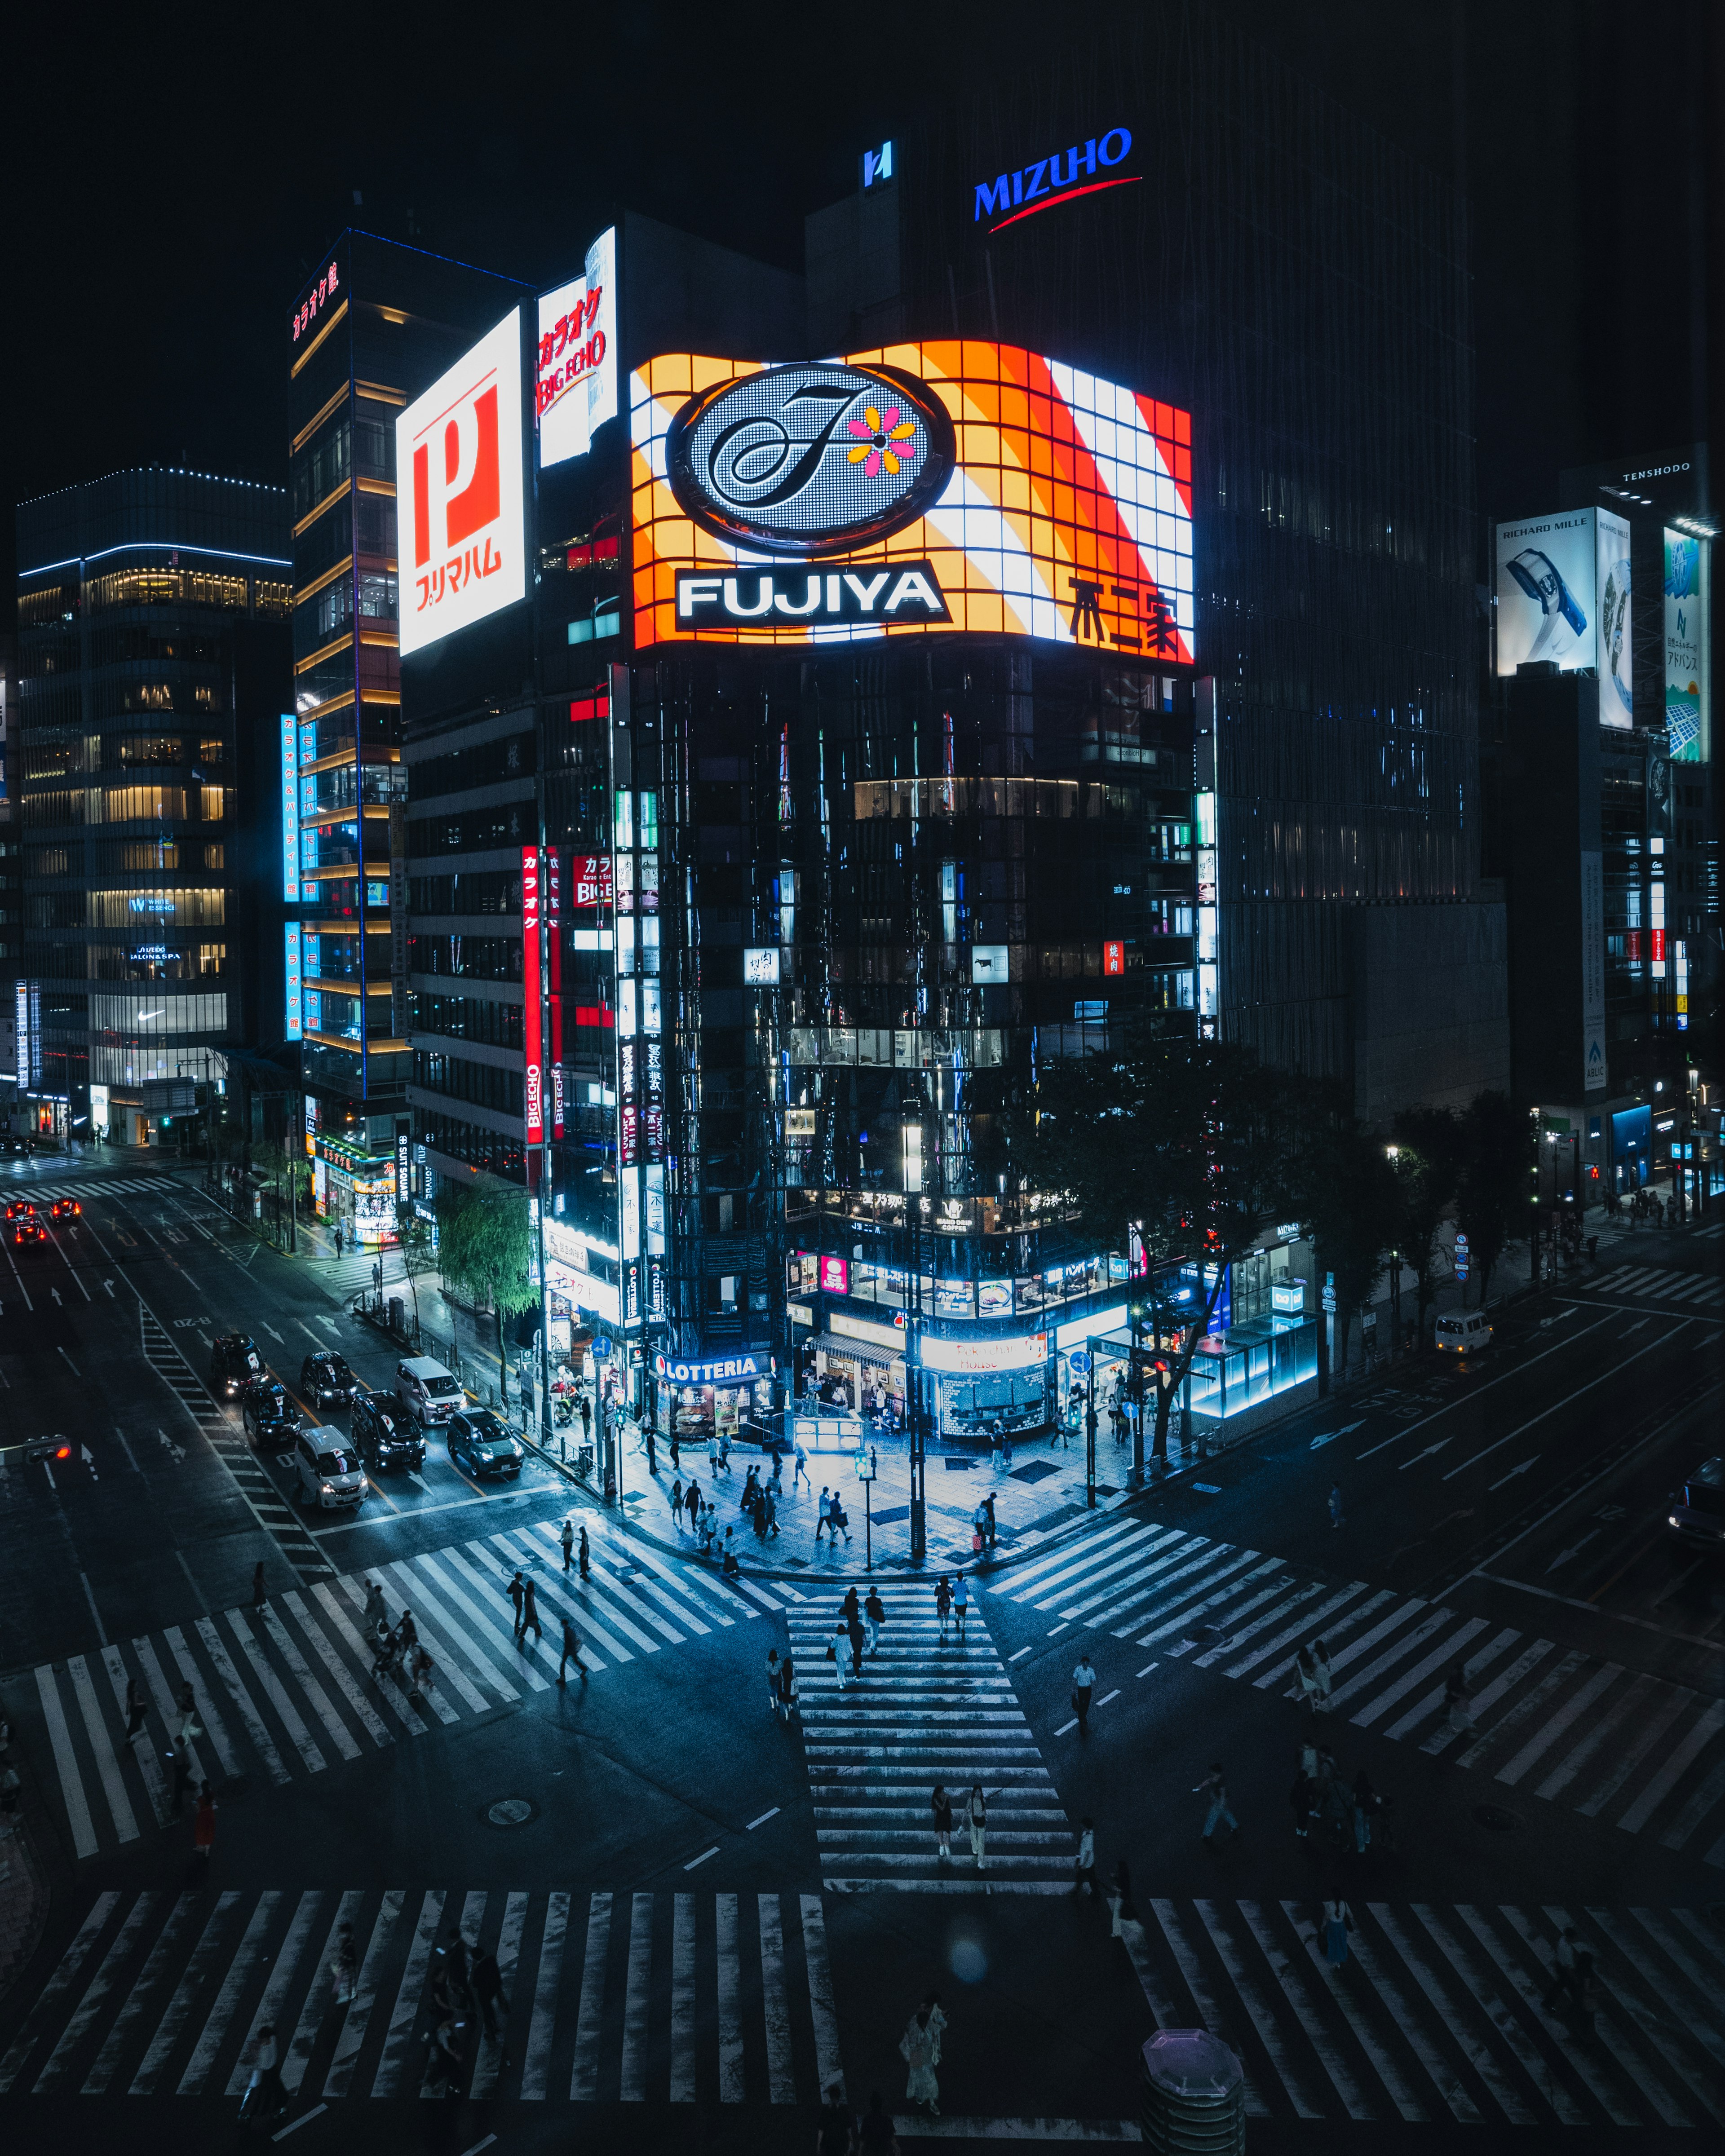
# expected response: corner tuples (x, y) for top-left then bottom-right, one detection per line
(547, 847), (564, 1139)
(522, 846), (544, 1146)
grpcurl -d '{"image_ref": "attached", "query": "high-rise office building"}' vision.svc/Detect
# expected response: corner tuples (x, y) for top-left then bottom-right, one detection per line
(13, 468), (289, 1145)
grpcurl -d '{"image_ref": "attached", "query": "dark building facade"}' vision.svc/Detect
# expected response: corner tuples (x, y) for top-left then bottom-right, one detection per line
(13, 469), (289, 1144)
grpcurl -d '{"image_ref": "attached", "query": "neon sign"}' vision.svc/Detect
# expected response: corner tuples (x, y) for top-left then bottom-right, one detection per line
(291, 257), (340, 343)
(280, 713), (300, 901)
(973, 129), (1137, 234)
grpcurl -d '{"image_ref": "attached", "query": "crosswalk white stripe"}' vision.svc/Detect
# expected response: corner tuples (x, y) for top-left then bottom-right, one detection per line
(374, 1889), (443, 2098)
(1032, 1526), (1187, 1610)
(189, 1617), (291, 1784)
(670, 1894), (696, 2102)
(625, 1562), (716, 1635)
(725, 1570), (792, 1613)
(1350, 1618), (1489, 1729)
(180, 1891), (280, 2093)
(224, 1610), (327, 1773)
(161, 1625), (241, 1776)
(35, 1664), (97, 1860)
(1460, 1905), (1631, 2124)
(129, 1891), (239, 2094)
(1592, 1909), (1725, 2071)
(411, 1551), (535, 1692)
(1147, 1899), (1271, 2117)
(602, 1529), (748, 1625)
(575, 1548), (691, 1646)
(497, 1531), (659, 1655)
(1132, 1555), (1284, 1647)
(488, 1529), (632, 1662)
(32, 1892), (161, 2091)
(1574, 1685), (1694, 1814)
(1168, 1573), (1299, 1660)
(520, 1891), (567, 2100)
(758, 1894), (795, 2103)
(801, 1894), (845, 2100)
(82, 1891), (197, 2093)
(1370, 1902), (1532, 2123)
(1616, 1698), (1725, 1834)
(1631, 1908), (1725, 2017)
(469, 1889), (527, 2099)
(321, 1891), (402, 2099)
(1323, 1596), (1431, 1680)
(1237, 1900), (1373, 2117)
(100, 1644), (168, 1826)
(1413, 1903), (1584, 2123)
(1254, 1588), (1395, 1690)
(1191, 1898), (1318, 2116)
(0, 1891), (117, 2093)
(716, 1893), (744, 2103)
(1421, 1638), (1552, 1754)
(329, 1579), (452, 1727)
(1343, 1917), (1480, 2121)
(1000, 1518), (1158, 1599)
(1661, 1750), (1725, 1851)
(1225, 1582), (1362, 1679)
(377, 1563), (499, 1712)
(1547, 1903), (1723, 2125)
(1385, 1627), (1519, 1741)
(433, 1546), (553, 1689)
(257, 1604), (361, 1761)
(280, 1590), (396, 1747)
(225, 1889), (322, 2097)
(284, 1890), (363, 2094)
(570, 1891), (611, 2101)
(420, 1890), (487, 2097)
(1495, 1662), (1623, 1786)
(1456, 1650), (1588, 1769)
(132, 1635), (208, 1786)
(1084, 1538), (1225, 1628)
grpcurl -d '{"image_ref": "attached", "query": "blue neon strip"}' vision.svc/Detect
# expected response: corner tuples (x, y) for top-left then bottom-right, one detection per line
(20, 539), (293, 576)
(281, 713), (301, 900)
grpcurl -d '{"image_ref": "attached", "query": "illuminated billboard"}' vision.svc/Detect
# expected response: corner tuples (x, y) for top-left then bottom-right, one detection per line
(1495, 510), (1595, 676)
(279, 713), (299, 900)
(1665, 527), (1711, 763)
(1597, 507), (1632, 725)
(631, 343), (1194, 656)
(537, 226), (618, 470)
(397, 309), (526, 656)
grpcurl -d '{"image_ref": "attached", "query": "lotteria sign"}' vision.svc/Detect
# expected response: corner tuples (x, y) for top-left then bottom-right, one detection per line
(632, 343), (1194, 656)
(973, 128), (1137, 234)
(654, 1351), (766, 1386)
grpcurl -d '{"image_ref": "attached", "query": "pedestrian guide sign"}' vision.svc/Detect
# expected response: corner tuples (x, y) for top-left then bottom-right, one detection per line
(1069, 1351), (1092, 1375)
(592, 1334), (614, 1362)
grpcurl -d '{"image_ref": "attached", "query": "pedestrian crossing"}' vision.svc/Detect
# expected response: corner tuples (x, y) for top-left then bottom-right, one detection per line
(0, 1885), (844, 2107)
(787, 1583), (1075, 1895)
(1581, 1263), (1724, 1308)
(26, 1516), (802, 1861)
(991, 1516), (1725, 1869)
(0, 1175), (184, 1202)
(1123, 1894), (1725, 2128)
(1686, 1218), (1725, 1242)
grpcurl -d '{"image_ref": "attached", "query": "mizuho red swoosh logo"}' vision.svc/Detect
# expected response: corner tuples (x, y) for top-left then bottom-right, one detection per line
(987, 175), (1142, 233)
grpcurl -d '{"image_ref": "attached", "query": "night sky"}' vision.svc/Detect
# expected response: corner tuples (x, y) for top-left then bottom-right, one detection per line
(5, 0), (1717, 611)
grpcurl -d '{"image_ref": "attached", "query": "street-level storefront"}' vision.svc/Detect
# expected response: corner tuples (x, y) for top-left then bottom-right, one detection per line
(312, 1136), (396, 1246)
(653, 1349), (773, 1446)
(919, 1331), (1049, 1440)
(806, 1313), (907, 1422)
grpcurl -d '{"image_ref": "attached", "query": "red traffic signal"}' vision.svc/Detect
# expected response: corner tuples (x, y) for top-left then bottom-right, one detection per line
(55, 1445), (71, 1460)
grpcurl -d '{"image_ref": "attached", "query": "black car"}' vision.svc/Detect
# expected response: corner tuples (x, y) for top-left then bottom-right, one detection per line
(301, 1350), (357, 1409)
(211, 1333), (262, 1399)
(447, 1408), (525, 1481)
(352, 1391), (425, 1472)
(240, 1378), (298, 1448)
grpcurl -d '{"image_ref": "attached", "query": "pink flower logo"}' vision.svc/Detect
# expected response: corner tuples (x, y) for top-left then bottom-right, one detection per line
(845, 402), (918, 478)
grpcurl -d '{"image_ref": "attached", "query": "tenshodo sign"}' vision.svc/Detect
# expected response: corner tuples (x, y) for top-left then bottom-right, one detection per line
(398, 309), (526, 656)
(522, 846), (544, 1146)
(631, 342), (1194, 655)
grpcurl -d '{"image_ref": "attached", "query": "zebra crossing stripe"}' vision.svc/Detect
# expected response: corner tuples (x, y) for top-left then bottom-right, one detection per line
(322, 1891), (402, 2100)
(1128, 1552), (1279, 1646)
(35, 1665), (97, 1860)
(1459, 1904), (1629, 2125)
(1593, 1909), (1725, 2073)
(1416, 1903), (1588, 2124)
(519, 1891), (566, 2102)
(1145, 1900), (1270, 2117)
(490, 1531), (625, 1666)
(1236, 1900), (1372, 2118)
(225, 1890), (322, 2098)
(428, 1548), (552, 1690)
(180, 1892), (280, 2094)
(1547, 1904), (1724, 2125)
(1350, 1618), (1489, 1729)
(410, 1552), (535, 1694)
(1087, 1538), (1225, 1630)
(757, 1894), (796, 2104)
(1456, 1651), (1587, 1770)
(0, 1891), (119, 2094)
(1574, 1686), (1693, 1815)
(225, 1609), (327, 1773)
(1421, 1638), (1552, 1754)
(1225, 1582), (1361, 1679)
(422, 1891), (488, 2098)
(470, 1891), (527, 2100)
(82, 1892), (198, 2094)
(284, 1890), (363, 2095)
(571, 1891), (612, 2101)
(1255, 1590), (1395, 1691)
(1370, 1903), (1533, 2124)
(376, 1563), (496, 1712)
(331, 1578), (454, 1727)
(99, 1644), (169, 1826)
(1336, 1916), (1479, 2122)
(1617, 1698), (1725, 1834)
(1036, 1526), (1188, 1612)
(279, 1590), (395, 1746)
(129, 1891), (240, 2095)
(1495, 1662), (1622, 1786)
(132, 1634), (208, 1786)
(1192, 1900), (1317, 2116)
(715, 1894), (745, 2103)
(35, 1892), (161, 2094)
(669, 1895), (696, 2103)
(800, 1894), (845, 2100)
(1385, 1627), (1518, 1741)
(1168, 1572), (1298, 1660)
(191, 1615), (292, 1784)
(374, 1890), (443, 2099)
(1662, 1751), (1725, 1852)
(256, 1605), (360, 1763)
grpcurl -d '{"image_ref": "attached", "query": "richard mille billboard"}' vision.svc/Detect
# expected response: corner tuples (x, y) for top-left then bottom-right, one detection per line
(630, 344), (1194, 656)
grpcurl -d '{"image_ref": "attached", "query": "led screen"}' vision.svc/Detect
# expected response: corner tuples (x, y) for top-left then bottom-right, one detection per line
(1665, 527), (1710, 763)
(631, 342), (1194, 655)
(1495, 509), (1599, 679)
(397, 310), (526, 656)
(537, 227), (617, 470)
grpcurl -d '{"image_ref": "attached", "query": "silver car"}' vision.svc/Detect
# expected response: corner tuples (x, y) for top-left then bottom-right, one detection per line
(292, 1427), (366, 1510)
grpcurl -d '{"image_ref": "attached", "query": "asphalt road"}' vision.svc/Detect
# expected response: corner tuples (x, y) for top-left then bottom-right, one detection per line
(0, 1155), (1721, 2154)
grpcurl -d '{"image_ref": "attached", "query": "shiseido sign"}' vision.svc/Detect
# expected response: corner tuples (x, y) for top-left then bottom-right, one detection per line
(666, 362), (955, 556)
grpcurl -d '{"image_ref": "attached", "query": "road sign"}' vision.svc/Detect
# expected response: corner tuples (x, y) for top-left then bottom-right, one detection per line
(1069, 1351), (1092, 1376)
(592, 1335), (614, 1362)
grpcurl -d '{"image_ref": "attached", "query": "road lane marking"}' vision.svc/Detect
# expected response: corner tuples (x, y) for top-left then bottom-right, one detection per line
(1355, 1312), (1619, 1459)
(1439, 1327), (1685, 1482)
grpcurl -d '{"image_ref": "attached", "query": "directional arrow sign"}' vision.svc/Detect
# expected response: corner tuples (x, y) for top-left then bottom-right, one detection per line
(1309, 1421), (1365, 1450)
(263, 1323), (285, 1343)
(102, 1280), (115, 1298)
(1539, 1310), (1579, 1330)
(1547, 1527), (1601, 1573)
(1488, 1455), (1539, 1492)
(81, 1443), (98, 1482)
(1398, 1438), (1452, 1470)
(50, 1288), (62, 1306)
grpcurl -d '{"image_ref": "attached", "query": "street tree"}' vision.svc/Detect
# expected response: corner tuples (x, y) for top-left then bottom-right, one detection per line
(393, 1211), (437, 1331)
(1455, 1090), (1533, 1307)
(1389, 1105), (1463, 1342)
(434, 1184), (536, 1400)
(1288, 1085), (1399, 1377)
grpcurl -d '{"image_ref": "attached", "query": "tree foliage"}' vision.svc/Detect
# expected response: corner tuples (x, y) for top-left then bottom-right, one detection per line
(1286, 1084), (1398, 1375)
(435, 1184), (537, 1401)
(1389, 1105), (1464, 1338)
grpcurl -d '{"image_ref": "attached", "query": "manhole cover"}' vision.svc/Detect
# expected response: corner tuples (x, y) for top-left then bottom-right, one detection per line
(486, 1797), (539, 1829)
(1473, 1804), (1521, 1833)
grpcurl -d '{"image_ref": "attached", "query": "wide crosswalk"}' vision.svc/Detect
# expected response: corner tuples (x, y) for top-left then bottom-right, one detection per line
(0, 1885), (843, 2107)
(28, 1518), (800, 1861)
(787, 1583), (1074, 1894)
(0, 1175), (182, 1202)
(1582, 1263), (1725, 1309)
(992, 1518), (1725, 1869)
(1125, 1893), (1725, 2128)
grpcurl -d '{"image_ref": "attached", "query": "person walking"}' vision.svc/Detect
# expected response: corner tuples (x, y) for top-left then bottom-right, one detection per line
(831, 1618), (854, 1690)
(684, 1479), (702, 1531)
(1074, 1817), (1097, 1898)
(842, 1585), (861, 1625)
(972, 1499), (988, 1557)
(965, 1781), (988, 1870)
(363, 1579), (387, 1635)
(1323, 1896), (1354, 1968)
(793, 1437), (811, 1489)
(251, 1561), (266, 1613)
(471, 1942), (506, 2041)
(902, 1994), (946, 2118)
(507, 1568), (526, 1639)
(557, 1615), (588, 1683)
(123, 1674), (148, 1747)
(707, 1430), (721, 1479)
(935, 1574), (952, 1642)
(521, 1577), (542, 1649)
(932, 1782), (954, 1862)
(816, 1486), (833, 1542)
(864, 1585), (885, 1658)
(1071, 1653), (1097, 1736)
(1290, 1764), (1314, 1842)
(330, 1922), (358, 2008)
(1311, 1639), (1334, 1711)
(740, 1464), (761, 1516)
(766, 1648), (783, 1714)
(1442, 1664), (1473, 1737)
(763, 1483), (780, 1538)
(560, 1517), (575, 1571)
(645, 1425), (657, 1477)
(579, 1393), (592, 1446)
(1108, 1858), (1137, 1938)
(778, 1651), (798, 1725)
(858, 2088), (901, 2156)
(954, 1572), (969, 1640)
(847, 1610), (866, 1679)
(1293, 1646), (1321, 1712)
(191, 1780), (216, 1880)
(817, 2082), (855, 2156)
(668, 1427), (681, 1472)
(1351, 1767), (1377, 1854)
(239, 2024), (285, 2128)
(1328, 1482), (1344, 1530)
(1194, 1763), (1238, 1846)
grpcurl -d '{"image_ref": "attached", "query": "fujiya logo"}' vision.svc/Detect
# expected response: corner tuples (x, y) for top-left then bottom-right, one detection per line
(676, 564), (950, 629)
(666, 363), (955, 556)
(973, 128), (1137, 231)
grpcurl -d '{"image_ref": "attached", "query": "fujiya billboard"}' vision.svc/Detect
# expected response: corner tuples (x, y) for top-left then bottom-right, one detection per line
(397, 310), (526, 656)
(1495, 506), (1632, 727)
(537, 227), (618, 469)
(630, 343), (1194, 656)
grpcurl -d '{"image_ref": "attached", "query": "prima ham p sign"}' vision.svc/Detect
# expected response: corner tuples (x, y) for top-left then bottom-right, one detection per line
(398, 309), (526, 655)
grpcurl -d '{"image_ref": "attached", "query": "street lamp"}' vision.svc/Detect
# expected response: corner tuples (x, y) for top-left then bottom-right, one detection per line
(902, 1109), (927, 1563)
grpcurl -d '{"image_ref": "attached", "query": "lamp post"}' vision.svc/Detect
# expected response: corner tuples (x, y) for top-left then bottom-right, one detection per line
(903, 1111), (927, 1564)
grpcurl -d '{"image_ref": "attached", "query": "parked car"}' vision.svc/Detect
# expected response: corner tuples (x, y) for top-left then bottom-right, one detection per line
(352, 1391), (425, 1473)
(1668, 1457), (1725, 1551)
(210, 1333), (262, 1399)
(291, 1427), (366, 1510)
(447, 1408), (525, 1481)
(395, 1356), (462, 1428)
(300, 1350), (357, 1409)
(1434, 1311), (1493, 1356)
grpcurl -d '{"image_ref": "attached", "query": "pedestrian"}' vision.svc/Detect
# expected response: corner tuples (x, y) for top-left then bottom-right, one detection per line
(330, 1922), (358, 2007)
(1351, 1767), (1377, 1853)
(764, 1484), (779, 1537)
(847, 1612), (866, 1678)
(864, 1585), (885, 1657)
(972, 1499), (988, 1557)
(1542, 1926), (1580, 2012)
(471, 1942), (506, 2041)
(1071, 1653), (1097, 1734)
(560, 1517), (575, 1571)
(708, 1431), (721, 1477)
(1311, 1638), (1333, 1711)
(408, 1644), (435, 1704)
(123, 1674), (148, 1746)
(363, 1580), (387, 1635)
(684, 1478), (702, 1530)
(766, 1648), (782, 1714)
(816, 1486), (833, 1541)
(858, 2088), (901, 2156)
(424, 2010), (465, 2096)
(901, 1994), (946, 2117)
(521, 1577), (542, 1648)
(239, 2024), (285, 2127)
(251, 1561), (266, 1613)
(1323, 1896), (1354, 1968)
(507, 1568), (526, 1637)
(833, 1489), (852, 1543)
(932, 1781), (953, 1861)
(645, 1425), (657, 1476)
(984, 1493), (998, 1549)
(334, 1223), (343, 1259)
(1108, 1857), (1136, 1937)
(793, 1438), (811, 1488)
(1293, 1645), (1320, 1712)
(778, 1651), (798, 1724)
(557, 1615), (588, 1683)
(191, 1780), (216, 1878)
(842, 1585), (861, 1624)
(1194, 1762), (1238, 1846)
(935, 1574), (952, 1641)
(435, 1925), (471, 1999)
(1074, 1816), (1096, 1897)
(740, 1464), (761, 1515)
(752, 1489), (769, 1543)
(1328, 1483), (1344, 1530)
(1442, 1664), (1473, 1736)
(1290, 1765), (1314, 1841)
(817, 2081), (855, 2156)
(721, 1527), (741, 1576)
(831, 1618), (853, 1690)
(718, 1429), (732, 1473)
(579, 1393), (592, 1444)
(954, 1572), (969, 1640)
(965, 1781), (988, 1869)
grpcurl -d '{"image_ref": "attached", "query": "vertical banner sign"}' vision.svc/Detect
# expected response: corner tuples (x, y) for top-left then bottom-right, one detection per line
(395, 1131), (409, 1204)
(284, 923), (304, 1042)
(14, 982), (28, 1082)
(280, 714), (300, 899)
(536, 226), (618, 470)
(1664, 527), (1709, 763)
(1596, 508), (1633, 726)
(547, 847), (564, 1139)
(1581, 850), (1606, 1093)
(522, 846), (544, 1146)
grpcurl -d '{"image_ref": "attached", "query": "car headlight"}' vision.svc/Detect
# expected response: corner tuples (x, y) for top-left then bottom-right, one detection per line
(321, 1481), (334, 1493)
(1669, 1514), (1682, 1527)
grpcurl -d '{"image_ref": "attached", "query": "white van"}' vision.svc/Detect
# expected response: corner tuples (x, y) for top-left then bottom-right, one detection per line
(292, 1426), (366, 1509)
(1434, 1310), (1493, 1356)
(396, 1356), (462, 1427)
